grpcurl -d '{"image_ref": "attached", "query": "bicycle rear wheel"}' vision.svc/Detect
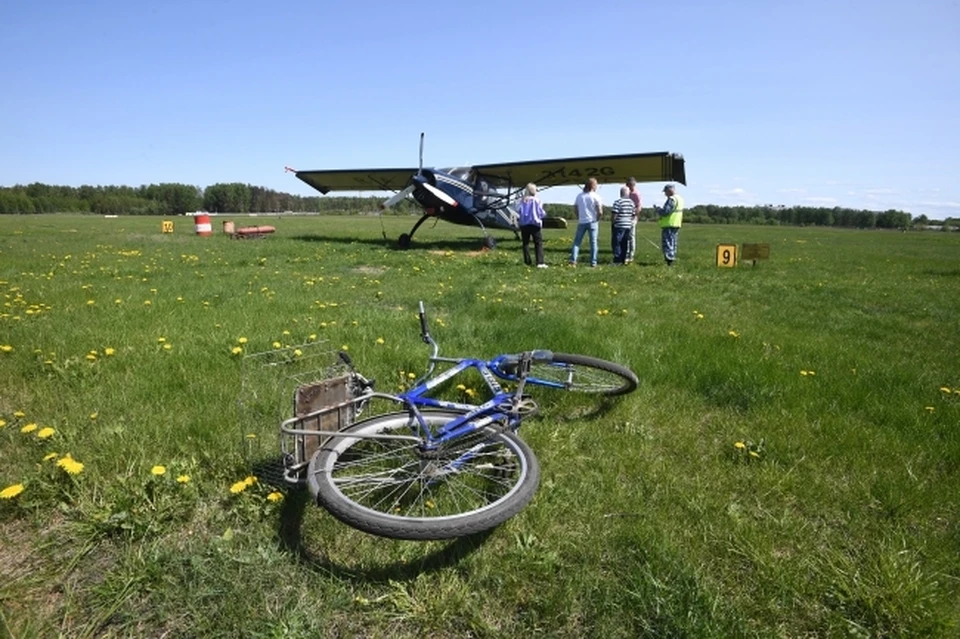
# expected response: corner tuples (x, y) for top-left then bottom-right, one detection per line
(308, 411), (540, 540)
(502, 352), (638, 396)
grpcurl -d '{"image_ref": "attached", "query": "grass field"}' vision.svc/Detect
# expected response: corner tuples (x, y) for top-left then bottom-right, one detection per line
(1, 214), (958, 637)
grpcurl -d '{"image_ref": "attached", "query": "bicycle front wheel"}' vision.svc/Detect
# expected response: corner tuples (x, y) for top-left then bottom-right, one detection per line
(514, 352), (638, 396)
(308, 411), (540, 540)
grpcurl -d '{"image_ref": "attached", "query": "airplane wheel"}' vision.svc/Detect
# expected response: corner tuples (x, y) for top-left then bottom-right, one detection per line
(398, 233), (411, 250)
(482, 236), (496, 251)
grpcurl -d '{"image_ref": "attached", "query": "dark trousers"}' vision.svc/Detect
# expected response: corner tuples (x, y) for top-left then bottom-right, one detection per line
(521, 224), (544, 265)
(612, 226), (631, 263)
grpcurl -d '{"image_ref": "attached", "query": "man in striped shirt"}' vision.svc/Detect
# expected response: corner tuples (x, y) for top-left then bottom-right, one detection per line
(611, 186), (636, 265)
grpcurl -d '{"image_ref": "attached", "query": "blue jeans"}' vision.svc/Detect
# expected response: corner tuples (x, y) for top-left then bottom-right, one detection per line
(661, 226), (679, 262)
(570, 222), (598, 265)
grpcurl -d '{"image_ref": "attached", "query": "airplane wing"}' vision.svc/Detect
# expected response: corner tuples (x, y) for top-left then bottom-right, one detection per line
(472, 152), (685, 189)
(294, 168), (418, 194)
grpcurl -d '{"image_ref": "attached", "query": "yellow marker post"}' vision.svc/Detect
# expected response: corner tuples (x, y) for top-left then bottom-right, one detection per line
(162, 220), (174, 234)
(716, 244), (738, 267)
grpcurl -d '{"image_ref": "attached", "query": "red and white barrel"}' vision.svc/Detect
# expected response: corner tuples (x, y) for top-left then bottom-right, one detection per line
(194, 214), (212, 236)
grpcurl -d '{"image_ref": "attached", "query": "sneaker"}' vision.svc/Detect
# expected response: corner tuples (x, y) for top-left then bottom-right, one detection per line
(536, 264), (548, 269)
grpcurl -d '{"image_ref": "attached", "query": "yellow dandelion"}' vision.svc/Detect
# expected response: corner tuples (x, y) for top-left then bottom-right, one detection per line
(238, 337), (248, 344)
(272, 341), (282, 349)
(14, 410), (25, 418)
(0, 484), (25, 500)
(940, 387), (952, 394)
(143, 300), (152, 306)
(464, 388), (477, 398)
(456, 383), (467, 391)
(85, 353), (97, 362)
(925, 406), (935, 413)
(157, 337), (166, 343)
(696, 313), (704, 320)
(800, 370), (809, 376)
(728, 330), (740, 338)
(86, 300), (95, 306)
(376, 337), (385, 345)
(293, 349), (303, 357)
(734, 441), (746, 450)
(0, 345), (13, 353)
(104, 347), (116, 356)
(151, 465), (167, 476)
(242, 475), (257, 487)
(229, 481), (248, 494)
(267, 491), (284, 502)
(43, 452), (58, 461)
(21, 423), (38, 434)
(341, 344), (349, 351)
(176, 475), (190, 484)
(162, 343), (172, 351)
(246, 433), (257, 439)
(57, 455), (84, 475)
(231, 346), (243, 355)
(749, 451), (760, 459)
(115, 298), (122, 304)
(89, 411), (99, 420)
(36, 427), (55, 440)
(0, 419), (6, 428)
(308, 333), (317, 341)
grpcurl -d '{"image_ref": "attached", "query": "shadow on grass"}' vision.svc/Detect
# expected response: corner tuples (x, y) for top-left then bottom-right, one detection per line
(291, 233), (516, 252)
(277, 490), (494, 582)
(250, 456), (494, 582)
(551, 397), (624, 423)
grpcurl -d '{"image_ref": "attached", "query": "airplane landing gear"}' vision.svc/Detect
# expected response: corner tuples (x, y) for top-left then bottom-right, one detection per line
(398, 233), (412, 250)
(482, 236), (496, 251)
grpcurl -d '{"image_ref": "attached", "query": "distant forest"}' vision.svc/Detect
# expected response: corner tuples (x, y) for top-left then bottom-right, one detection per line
(0, 181), (952, 230)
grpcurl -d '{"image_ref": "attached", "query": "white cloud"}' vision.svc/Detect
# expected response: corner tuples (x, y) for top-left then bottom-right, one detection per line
(919, 200), (960, 209)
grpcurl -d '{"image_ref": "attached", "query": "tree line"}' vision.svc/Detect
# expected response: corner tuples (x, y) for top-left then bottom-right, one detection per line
(0, 182), (420, 216)
(1, 181), (947, 230)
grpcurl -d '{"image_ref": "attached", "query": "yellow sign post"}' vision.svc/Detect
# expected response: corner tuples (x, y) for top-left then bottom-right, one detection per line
(162, 220), (174, 234)
(716, 244), (738, 268)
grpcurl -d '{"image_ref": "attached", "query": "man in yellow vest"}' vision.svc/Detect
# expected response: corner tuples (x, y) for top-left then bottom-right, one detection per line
(655, 184), (684, 266)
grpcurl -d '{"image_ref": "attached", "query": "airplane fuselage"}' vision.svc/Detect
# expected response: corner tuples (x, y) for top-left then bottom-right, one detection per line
(411, 169), (518, 231)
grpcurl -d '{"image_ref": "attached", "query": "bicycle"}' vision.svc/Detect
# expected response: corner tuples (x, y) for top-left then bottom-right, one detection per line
(279, 302), (638, 540)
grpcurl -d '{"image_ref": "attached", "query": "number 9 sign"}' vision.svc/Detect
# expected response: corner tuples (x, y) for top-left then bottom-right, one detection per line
(716, 244), (737, 267)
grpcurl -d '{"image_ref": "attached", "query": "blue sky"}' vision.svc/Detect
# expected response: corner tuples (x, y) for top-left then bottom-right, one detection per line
(2, 0), (958, 217)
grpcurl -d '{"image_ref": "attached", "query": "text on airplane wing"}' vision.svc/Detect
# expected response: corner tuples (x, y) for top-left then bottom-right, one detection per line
(295, 168), (419, 194)
(472, 152), (686, 189)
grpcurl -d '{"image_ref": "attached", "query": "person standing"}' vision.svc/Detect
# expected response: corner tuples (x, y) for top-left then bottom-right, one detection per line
(610, 186), (636, 264)
(654, 184), (684, 266)
(569, 178), (603, 267)
(517, 183), (548, 268)
(625, 177), (642, 264)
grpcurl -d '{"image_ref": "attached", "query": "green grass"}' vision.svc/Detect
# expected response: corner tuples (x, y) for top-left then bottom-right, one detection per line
(1, 214), (959, 637)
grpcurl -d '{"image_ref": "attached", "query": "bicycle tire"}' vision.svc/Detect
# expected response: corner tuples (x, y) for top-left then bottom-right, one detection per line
(499, 352), (638, 396)
(308, 411), (540, 540)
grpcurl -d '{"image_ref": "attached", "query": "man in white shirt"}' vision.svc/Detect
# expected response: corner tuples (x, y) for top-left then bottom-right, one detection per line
(569, 178), (603, 267)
